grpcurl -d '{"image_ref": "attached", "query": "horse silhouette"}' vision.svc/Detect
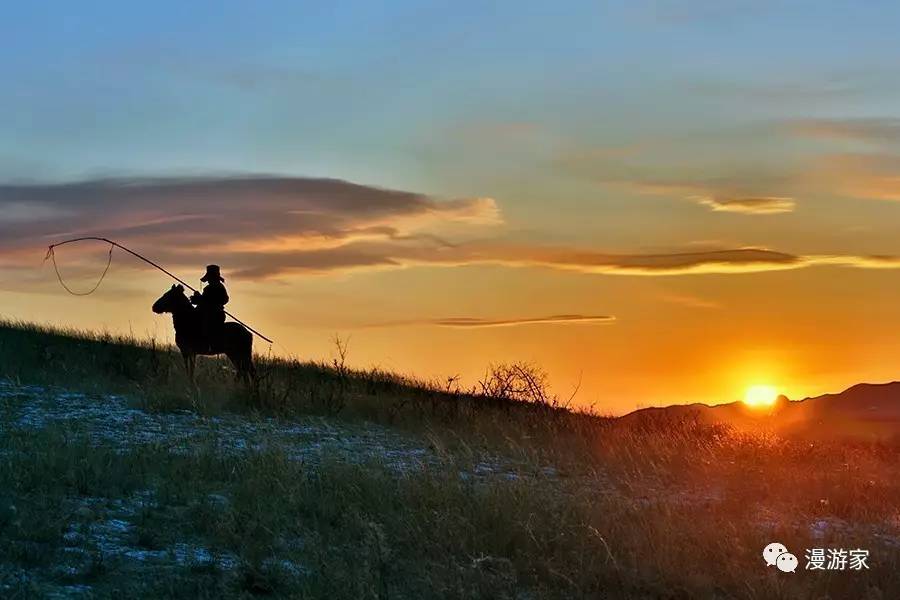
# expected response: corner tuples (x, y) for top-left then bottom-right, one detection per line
(152, 284), (255, 383)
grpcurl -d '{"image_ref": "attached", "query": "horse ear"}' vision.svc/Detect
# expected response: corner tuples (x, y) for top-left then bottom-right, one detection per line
(171, 284), (177, 290)
(176, 284), (184, 291)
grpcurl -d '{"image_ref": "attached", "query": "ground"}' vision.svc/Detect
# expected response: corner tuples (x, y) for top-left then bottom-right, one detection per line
(1, 322), (900, 599)
(0, 380), (558, 598)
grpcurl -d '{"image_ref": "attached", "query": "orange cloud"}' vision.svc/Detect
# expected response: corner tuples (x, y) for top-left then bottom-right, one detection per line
(693, 196), (795, 214)
(459, 245), (803, 275)
(214, 242), (900, 279)
(9, 175), (900, 283)
(566, 163), (797, 215)
(362, 314), (615, 329)
(221, 242), (900, 279)
(656, 292), (721, 309)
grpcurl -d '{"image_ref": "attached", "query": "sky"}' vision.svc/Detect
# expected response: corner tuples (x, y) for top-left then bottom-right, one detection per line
(4, 1), (900, 412)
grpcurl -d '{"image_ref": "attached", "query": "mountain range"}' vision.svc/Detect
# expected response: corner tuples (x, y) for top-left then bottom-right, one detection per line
(621, 382), (900, 440)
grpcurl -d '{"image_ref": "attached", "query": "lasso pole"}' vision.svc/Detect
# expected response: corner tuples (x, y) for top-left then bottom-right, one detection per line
(45, 236), (275, 344)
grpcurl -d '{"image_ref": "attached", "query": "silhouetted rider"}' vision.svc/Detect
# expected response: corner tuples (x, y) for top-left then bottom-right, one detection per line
(191, 264), (229, 348)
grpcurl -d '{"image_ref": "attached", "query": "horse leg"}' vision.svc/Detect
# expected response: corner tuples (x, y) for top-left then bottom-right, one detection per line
(228, 355), (240, 382)
(246, 355), (256, 383)
(183, 352), (197, 386)
(228, 352), (253, 384)
(241, 354), (256, 384)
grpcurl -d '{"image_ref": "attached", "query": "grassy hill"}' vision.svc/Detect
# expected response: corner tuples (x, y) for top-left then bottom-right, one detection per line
(1, 321), (899, 598)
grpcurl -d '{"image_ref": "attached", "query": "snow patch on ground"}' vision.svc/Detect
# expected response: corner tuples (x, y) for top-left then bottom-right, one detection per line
(0, 380), (430, 472)
(0, 380), (558, 597)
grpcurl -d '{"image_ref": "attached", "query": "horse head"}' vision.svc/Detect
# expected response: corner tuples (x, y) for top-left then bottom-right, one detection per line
(152, 284), (191, 314)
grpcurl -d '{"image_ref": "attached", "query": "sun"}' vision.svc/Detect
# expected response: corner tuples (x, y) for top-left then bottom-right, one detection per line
(744, 384), (779, 408)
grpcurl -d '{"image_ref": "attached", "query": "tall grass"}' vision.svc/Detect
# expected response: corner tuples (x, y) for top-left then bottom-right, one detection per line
(0, 319), (598, 454)
(1, 320), (899, 598)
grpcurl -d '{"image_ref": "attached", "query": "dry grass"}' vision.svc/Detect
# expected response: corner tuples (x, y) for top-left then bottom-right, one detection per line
(1, 320), (899, 598)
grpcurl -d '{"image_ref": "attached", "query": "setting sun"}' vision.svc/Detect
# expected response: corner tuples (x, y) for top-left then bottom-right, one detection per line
(744, 385), (779, 407)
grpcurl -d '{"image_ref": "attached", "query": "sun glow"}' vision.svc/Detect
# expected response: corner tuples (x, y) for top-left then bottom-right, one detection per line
(744, 384), (779, 407)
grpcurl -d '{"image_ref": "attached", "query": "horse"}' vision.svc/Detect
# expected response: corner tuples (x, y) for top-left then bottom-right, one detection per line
(152, 284), (255, 383)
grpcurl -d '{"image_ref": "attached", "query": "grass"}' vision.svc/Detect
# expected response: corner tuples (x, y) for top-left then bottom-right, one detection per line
(0, 320), (899, 598)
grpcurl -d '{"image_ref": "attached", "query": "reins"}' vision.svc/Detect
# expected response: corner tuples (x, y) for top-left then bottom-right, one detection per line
(44, 236), (274, 344)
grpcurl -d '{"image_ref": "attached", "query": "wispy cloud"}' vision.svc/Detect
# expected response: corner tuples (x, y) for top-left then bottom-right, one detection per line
(463, 246), (900, 275)
(458, 246), (803, 275)
(0, 175), (500, 254)
(215, 243), (900, 279)
(8, 174), (900, 283)
(694, 196), (795, 214)
(560, 146), (797, 215)
(363, 314), (615, 329)
(614, 177), (797, 215)
(656, 292), (721, 310)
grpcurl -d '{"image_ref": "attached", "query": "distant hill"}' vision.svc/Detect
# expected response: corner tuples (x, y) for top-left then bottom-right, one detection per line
(620, 382), (900, 440)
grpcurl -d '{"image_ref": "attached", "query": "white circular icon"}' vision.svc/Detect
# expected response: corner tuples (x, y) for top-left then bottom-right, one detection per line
(763, 542), (788, 567)
(776, 552), (798, 573)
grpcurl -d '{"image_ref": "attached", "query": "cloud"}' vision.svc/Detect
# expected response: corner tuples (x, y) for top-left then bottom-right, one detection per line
(804, 254), (900, 269)
(0, 175), (500, 256)
(364, 314), (615, 329)
(0, 201), (75, 223)
(217, 241), (900, 280)
(465, 246), (803, 275)
(694, 196), (795, 214)
(429, 197), (501, 224)
(787, 118), (900, 144)
(612, 149), (900, 208)
(433, 314), (614, 327)
(656, 293), (721, 310)
(7, 174), (900, 283)
(213, 241), (900, 279)
(560, 151), (797, 215)
(463, 246), (900, 275)
(612, 177), (797, 215)
(455, 246), (900, 276)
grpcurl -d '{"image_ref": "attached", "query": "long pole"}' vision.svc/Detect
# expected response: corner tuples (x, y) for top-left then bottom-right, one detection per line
(46, 236), (274, 344)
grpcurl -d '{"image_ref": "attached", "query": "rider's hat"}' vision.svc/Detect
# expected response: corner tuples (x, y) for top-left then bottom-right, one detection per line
(200, 264), (224, 283)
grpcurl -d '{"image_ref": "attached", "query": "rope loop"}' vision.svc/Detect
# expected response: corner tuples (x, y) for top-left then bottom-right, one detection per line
(47, 243), (114, 296)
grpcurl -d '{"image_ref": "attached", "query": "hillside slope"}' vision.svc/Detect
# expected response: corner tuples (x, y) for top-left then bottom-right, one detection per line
(1, 321), (900, 598)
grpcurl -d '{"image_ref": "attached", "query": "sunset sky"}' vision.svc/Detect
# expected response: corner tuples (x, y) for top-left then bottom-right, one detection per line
(4, 2), (900, 412)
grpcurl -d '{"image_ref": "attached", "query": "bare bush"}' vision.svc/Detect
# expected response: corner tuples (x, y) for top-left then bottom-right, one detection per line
(477, 362), (556, 406)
